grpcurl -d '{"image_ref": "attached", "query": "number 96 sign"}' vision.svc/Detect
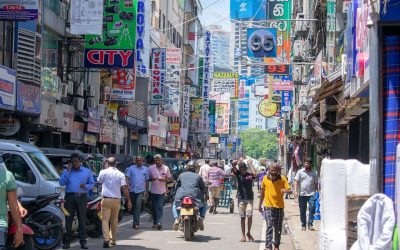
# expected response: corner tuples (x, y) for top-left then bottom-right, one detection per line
(247, 28), (277, 58)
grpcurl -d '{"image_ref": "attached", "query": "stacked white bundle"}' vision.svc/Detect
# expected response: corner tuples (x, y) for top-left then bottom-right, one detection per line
(345, 159), (371, 196)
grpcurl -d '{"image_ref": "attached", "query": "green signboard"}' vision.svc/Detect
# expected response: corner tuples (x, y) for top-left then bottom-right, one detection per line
(198, 57), (204, 95)
(84, 0), (137, 68)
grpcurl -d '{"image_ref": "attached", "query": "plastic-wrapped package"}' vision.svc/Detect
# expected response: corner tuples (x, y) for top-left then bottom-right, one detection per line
(345, 160), (371, 196)
(320, 229), (347, 250)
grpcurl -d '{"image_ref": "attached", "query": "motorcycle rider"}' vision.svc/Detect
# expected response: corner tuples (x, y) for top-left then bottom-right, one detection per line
(172, 161), (207, 231)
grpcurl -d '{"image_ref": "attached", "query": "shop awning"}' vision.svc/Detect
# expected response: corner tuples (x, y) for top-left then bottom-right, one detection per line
(314, 69), (343, 102)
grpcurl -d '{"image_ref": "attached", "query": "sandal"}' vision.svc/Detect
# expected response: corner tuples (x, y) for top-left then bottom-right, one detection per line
(240, 237), (246, 242)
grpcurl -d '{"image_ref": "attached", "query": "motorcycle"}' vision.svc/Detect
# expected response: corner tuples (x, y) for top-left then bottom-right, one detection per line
(85, 196), (102, 238)
(20, 193), (64, 250)
(177, 197), (200, 241)
(6, 212), (35, 250)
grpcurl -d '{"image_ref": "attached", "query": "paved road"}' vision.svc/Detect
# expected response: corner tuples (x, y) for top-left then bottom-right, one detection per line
(60, 191), (295, 250)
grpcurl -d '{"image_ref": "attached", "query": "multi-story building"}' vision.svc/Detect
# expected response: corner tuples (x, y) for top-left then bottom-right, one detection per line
(209, 25), (231, 72)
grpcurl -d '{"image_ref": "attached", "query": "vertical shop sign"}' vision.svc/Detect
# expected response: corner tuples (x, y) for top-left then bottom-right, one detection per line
(150, 48), (166, 104)
(135, 0), (150, 75)
(84, 0), (138, 68)
(198, 57), (204, 94)
(0, 65), (16, 110)
(87, 108), (101, 133)
(111, 68), (135, 100)
(70, 0), (103, 34)
(0, 0), (38, 20)
(164, 48), (182, 117)
(202, 31), (211, 133)
(180, 85), (190, 141)
(216, 103), (230, 134)
(326, 0), (336, 73)
(71, 122), (84, 144)
(266, 0), (292, 63)
(209, 100), (216, 134)
(238, 78), (246, 99)
(281, 91), (292, 113)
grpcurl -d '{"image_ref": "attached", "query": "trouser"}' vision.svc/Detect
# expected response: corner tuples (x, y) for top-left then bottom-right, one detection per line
(63, 193), (88, 244)
(264, 207), (284, 249)
(130, 192), (144, 226)
(151, 194), (165, 225)
(101, 198), (121, 242)
(172, 203), (207, 219)
(299, 195), (316, 227)
(0, 227), (6, 250)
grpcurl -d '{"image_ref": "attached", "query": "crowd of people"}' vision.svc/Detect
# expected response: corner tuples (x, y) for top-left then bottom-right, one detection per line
(0, 153), (319, 250)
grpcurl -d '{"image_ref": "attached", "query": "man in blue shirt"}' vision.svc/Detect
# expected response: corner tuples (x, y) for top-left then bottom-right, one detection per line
(125, 156), (149, 229)
(59, 153), (95, 249)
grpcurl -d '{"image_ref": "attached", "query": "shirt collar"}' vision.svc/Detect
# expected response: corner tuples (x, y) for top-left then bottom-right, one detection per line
(72, 166), (83, 172)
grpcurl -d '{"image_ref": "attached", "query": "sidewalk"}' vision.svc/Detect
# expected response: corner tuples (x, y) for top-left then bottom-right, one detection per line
(284, 198), (320, 250)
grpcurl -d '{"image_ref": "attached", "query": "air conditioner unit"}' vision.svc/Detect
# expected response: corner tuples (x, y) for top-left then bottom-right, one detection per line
(87, 85), (96, 97)
(67, 80), (74, 95)
(295, 13), (307, 33)
(59, 83), (68, 98)
(75, 82), (84, 96)
(87, 97), (96, 109)
(73, 97), (85, 111)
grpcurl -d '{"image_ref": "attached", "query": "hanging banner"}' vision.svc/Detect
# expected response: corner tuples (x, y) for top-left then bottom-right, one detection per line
(247, 28), (277, 58)
(209, 100), (216, 134)
(239, 77), (246, 99)
(166, 48), (182, 82)
(87, 108), (101, 133)
(0, 65), (16, 111)
(111, 68), (135, 100)
(16, 81), (40, 115)
(150, 48), (166, 104)
(265, 0), (292, 63)
(230, 0), (266, 20)
(71, 122), (84, 144)
(272, 75), (294, 91)
(84, 0), (137, 68)
(99, 119), (113, 143)
(180, 85), (190, 141)
(216, 103), (230, 134)
(0, 0), (38, 21)
(70, 0), (103, 35)
(135, 0), (151, 76)
(202, 31), (211, 133)
(164, 48), (182, 117)
(281, 91), (292, 113)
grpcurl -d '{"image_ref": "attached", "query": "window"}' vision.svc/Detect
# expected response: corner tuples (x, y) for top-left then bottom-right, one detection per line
(28, 152), (59, 181)
(2, 153), (35, 184)
(0, 21), (13, 68)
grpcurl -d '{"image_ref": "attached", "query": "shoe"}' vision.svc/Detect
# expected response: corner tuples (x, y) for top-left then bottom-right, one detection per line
(308, 225), (315, 231)
(157, 224), (162, 230)
(103, 241), (110, 248)
(198, 218), (204, 231)
(62, 243), (70, 249)
(81, 243), (89, 249)
(173, 218), (180, 231)
(301, 226), (306, 231)
(152, 224), (157, 229)
(213, 210), (218, 214)
(110, 242), (116, 246)
(209, 206), (214, 214)
(133, 224), (139, 230)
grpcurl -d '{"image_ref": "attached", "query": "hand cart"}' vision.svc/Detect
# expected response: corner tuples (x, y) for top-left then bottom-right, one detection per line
(217, 177), (235, 213)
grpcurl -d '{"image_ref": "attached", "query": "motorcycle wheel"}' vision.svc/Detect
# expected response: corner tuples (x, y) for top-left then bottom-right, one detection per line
(30, 212), (63, 250)
(14, 235), (35, 250)
(87, 219), (102, 238)
(183, 219), (192, 241)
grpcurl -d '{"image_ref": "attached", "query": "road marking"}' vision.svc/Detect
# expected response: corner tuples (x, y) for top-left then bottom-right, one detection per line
(259, 220), (266, 250)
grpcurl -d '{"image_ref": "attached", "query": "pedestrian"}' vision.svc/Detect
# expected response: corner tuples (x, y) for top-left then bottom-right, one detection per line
(59, 153), (95, 249)
(198, 159), (211, 204)
(258, 163), (291, 250)
(0, 163), (23, 249)
(224, 160), (232, 174)
(148, 154), (172, 230)
(207, 161), (227, 214)
(125, 156), (150, 230)
(97, 157), (131, 248)
(232, 160), (257, 242)
(294, 157), (318, 231)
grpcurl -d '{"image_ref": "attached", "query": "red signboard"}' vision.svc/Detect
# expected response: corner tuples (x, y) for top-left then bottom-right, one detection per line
(264, 65), (290, 75)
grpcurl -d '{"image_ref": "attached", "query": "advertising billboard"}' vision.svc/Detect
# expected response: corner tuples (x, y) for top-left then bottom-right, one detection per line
(70, 0), (103, 34)
(0, 0), (38, 20)
(216, 103), (230, 134)
(180, 85), (190, 141)
(209, 100), (216, 134)
(111, 68), (135, 100)
(135, 0), (151, 76)
(230, 0), (266, 20)
(16, 81), (40, 115)
(150, 48), (166, 104)
(247, 28), (277, 58)
(164, 48), (182, 117)
(84, 0), (137, 68)
(0, 65), (16, 110)
(202, 31), (211, 133)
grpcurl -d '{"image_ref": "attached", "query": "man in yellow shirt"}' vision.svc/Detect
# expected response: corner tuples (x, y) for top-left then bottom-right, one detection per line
(258, 163), (291, 250)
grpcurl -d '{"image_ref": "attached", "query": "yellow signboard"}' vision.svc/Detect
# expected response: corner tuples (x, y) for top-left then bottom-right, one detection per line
(258, 99), (277, 118)
(213, 72), (239, 79)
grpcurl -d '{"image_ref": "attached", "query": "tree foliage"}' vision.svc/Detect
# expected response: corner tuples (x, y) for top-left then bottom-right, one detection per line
(239, 128), (279, 160)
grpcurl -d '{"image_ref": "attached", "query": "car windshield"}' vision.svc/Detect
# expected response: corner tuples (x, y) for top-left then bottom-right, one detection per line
(28, 151), (60, 181)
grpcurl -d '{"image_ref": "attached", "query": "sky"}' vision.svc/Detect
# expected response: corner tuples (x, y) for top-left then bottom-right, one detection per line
(199, 0), (231, 31)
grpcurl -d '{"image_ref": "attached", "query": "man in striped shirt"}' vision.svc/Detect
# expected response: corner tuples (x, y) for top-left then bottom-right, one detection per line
(207, 162), (227, 214)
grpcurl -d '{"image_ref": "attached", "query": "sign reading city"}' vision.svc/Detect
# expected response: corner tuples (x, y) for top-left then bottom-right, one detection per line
(84, 0), (137, 68)
(0, 0), (38, 20)
(265, 65), (290, 75)
(150, 48), (166, 104)
(247, 28), (277, 58)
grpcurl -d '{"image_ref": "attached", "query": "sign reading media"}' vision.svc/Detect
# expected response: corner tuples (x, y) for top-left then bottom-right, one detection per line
(84, 0), (137, 68)
(0, 0), (38, 20)
(151, 48), (166, 104)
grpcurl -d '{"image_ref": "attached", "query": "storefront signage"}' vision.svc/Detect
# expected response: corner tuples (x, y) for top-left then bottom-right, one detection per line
(271, 94), (282, 103)
(0, 0), (38, 20)
(99, 119), (113, 143)
(39, 101), (61, 128)
(209, 100), (216, 134)
(281, 91), (292, 113)
(83, 133), (97, 146)
(180, 85), (190, 140)
(16, 82), (40, 115)
(216, 103), (230, 134)
(381, 0), (400, 22)
(258, 99), (278, 117)
(0, 117), (20, 136)
(239, 78), (246, 99)
(61, 104), (75, 133)
(111, 69), (135, 100)
(202, 31), (211, 133)
(170, 122), (180, 135)
(135, 0), (150, 75)
(70, 0), (103, 35)
(71, 122), (84, 144)
(247, 28), (277, 58)
(164, 48), (182, 117)
(213, 72), (239, 79)
(87, 108), (101, 133)
(272, 76), (293, 91)
(84, 0), (137, 68)
(148, 121), (159, 136)
(0, 65), (16, 110)
(150, 48), (166, 104)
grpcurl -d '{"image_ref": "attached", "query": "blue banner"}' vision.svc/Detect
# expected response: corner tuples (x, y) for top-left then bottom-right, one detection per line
(230, 0), (266, 20)
(281, 91), (292, 113)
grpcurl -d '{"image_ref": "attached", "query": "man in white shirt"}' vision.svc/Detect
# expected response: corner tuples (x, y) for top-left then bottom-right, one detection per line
(198, 160), (211, 204)
(98, 157), (132, 248)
